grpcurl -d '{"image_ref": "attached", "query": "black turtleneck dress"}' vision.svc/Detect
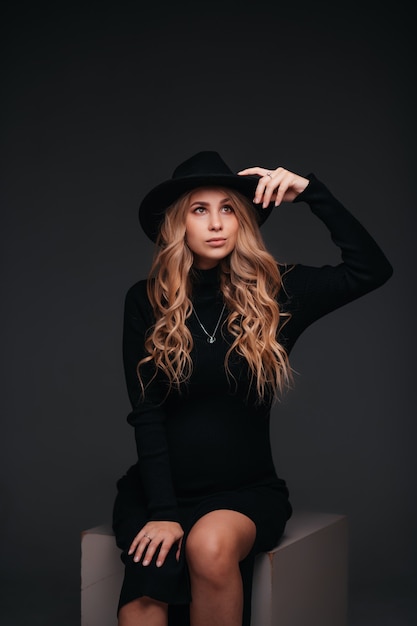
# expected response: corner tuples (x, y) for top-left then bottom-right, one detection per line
(112, 175), (392, 626)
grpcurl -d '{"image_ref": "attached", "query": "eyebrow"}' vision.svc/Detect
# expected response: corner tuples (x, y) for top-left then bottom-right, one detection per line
(189, 197), (231, 207)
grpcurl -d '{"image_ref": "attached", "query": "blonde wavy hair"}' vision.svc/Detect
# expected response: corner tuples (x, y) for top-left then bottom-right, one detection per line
(138, 187), (292, 401)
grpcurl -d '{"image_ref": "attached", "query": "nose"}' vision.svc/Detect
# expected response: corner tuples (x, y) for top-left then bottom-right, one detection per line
(209, 213), (223, 231)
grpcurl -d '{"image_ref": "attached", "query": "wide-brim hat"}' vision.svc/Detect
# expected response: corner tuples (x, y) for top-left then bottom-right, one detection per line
(138, 151), (274, 242)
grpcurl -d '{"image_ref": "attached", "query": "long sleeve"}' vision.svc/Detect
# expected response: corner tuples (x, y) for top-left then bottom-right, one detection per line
(279, 174), (393, 350)
(122, 281), (180, 522)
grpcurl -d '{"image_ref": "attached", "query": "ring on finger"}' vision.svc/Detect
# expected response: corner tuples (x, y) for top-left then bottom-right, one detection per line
(266, 172), (272, 178)
(144, 534), (152, 542)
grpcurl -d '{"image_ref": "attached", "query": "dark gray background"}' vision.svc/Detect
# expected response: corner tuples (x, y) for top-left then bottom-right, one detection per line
(2, 1), (416, 624)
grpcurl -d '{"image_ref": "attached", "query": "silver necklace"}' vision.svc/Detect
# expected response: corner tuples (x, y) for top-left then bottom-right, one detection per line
(193, 303), (226, 344)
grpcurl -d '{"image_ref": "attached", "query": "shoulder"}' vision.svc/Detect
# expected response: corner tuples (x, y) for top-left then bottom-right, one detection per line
(124, 279), (153, 317)
(125, 278), (148, 302)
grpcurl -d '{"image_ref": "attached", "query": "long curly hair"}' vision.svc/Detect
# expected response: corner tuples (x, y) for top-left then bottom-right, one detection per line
(138, 187), (292, 401)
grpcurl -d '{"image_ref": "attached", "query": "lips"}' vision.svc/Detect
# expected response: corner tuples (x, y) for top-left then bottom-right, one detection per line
(206, 238), (227, 247)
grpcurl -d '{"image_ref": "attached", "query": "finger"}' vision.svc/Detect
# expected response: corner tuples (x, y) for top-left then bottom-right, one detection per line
(128, 535), (142, 555)
(262, 173), (279, 208)
(261, 167), (289, 205)
(256, 172), (278, 207)
(132, 536), (153, 563)
(274, 172), (292, 206)
(128, 540), (137, 555)
(237, 166), (265, 176)
(263, 168), (290, 207)
(128, 529), (150, 555)
(141, 538), (161, 566)
(154, 540), (174, 568)
(253, 176), (269, 204)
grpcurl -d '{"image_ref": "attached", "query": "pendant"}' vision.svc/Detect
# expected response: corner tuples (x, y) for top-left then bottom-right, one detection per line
(207, 336), (216, 344)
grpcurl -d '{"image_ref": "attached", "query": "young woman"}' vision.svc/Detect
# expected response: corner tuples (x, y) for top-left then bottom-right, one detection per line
(112, 151), (392, 626)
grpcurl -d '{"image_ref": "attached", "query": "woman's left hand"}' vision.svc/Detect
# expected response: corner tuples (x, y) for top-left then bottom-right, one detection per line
(237, 166), (309, 208)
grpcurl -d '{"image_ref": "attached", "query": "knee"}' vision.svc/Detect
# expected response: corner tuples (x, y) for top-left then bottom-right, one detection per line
(118, 596), (167, 624)
(185, 529), (238, 583)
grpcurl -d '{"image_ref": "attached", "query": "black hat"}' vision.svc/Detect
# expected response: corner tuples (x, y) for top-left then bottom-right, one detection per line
(138, 151), (274, 242)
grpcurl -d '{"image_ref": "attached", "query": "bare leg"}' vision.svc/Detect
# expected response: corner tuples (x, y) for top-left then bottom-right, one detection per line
(118, 596), (168, 626)
(186, 510), (256, 626)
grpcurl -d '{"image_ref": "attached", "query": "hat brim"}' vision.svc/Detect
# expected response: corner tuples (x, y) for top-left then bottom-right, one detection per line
(139, 174), (274, 242)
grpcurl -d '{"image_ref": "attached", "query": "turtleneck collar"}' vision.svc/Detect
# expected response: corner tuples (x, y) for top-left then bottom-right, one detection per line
(190, 265), (222, 300)
(191, 265), (220, 286)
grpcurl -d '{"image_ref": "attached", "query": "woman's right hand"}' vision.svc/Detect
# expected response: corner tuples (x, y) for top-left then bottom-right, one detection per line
(128, 520), (184, 567)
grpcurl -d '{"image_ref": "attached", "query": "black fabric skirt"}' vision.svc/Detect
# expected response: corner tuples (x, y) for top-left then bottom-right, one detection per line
(112, 465), (292, 626)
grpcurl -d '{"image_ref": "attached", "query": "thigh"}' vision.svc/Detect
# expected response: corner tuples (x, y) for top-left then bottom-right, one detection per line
(180, 484), (290, 556)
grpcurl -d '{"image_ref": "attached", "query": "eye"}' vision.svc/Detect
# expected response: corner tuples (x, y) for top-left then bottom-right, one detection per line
(192, 206), (207, 214)
(221, 205), (234, 213)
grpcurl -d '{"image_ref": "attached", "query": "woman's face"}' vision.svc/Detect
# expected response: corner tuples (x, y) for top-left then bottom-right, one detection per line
(185, 188), (240, 269)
